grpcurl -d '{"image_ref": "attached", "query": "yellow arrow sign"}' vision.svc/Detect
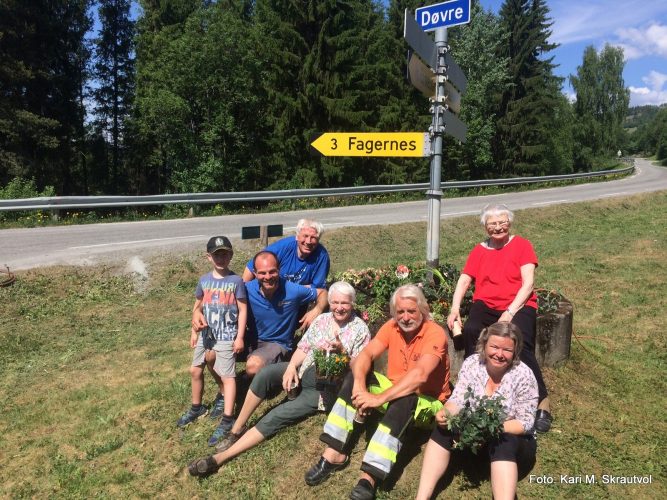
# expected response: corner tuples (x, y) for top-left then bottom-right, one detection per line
(311, 132), (431, 157)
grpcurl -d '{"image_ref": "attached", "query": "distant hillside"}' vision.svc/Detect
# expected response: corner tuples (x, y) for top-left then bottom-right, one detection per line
(625, 104), (667, 130)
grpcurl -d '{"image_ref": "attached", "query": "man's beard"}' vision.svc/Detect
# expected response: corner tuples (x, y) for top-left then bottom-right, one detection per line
(398, 319), (420, 333)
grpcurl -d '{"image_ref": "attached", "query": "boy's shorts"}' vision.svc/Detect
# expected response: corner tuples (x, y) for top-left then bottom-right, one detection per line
(248, 341), (290, 366)
(192, 340), (236, 378)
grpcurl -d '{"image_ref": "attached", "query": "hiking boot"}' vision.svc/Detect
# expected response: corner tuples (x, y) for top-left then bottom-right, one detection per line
(188, 456), (220, 477)
(215, 424), (248, 452)
(209, 394), (225, 420)
(208, 417), (235, 446)
(176, 404), (208, 428)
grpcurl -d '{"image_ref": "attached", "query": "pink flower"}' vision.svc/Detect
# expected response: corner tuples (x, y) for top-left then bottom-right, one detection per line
(361, 311), (369, 321)
(395, 264), (409, 279)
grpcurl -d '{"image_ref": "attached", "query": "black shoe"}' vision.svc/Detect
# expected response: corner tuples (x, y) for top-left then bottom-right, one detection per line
(350, 479), (376, 500)
(535, 409), (553, 433)
(187, 456), (220, 477)
(304, 455), (349, 486)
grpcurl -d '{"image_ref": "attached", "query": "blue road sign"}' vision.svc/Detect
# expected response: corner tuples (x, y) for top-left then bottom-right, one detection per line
(416, 0), (471, 32)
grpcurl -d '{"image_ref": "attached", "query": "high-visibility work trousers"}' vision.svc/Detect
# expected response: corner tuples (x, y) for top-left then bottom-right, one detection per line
(319, 371), (418, 481)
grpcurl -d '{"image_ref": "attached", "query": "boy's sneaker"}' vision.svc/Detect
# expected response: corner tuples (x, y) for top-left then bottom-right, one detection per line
(209, 394), (225, 420)
(176, 404), (208, 428)
(207, 417), (235, 446)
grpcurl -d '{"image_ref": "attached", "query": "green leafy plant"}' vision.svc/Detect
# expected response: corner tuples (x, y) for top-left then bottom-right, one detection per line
(313, 347), (350, 379)
(536, 287), (567, 314)
(446, 387), (506, 454)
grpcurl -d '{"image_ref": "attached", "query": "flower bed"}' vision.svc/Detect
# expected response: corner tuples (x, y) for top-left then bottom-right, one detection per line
(335, 262), (572, 372)
(335, 262), (470, 327)
(335, 263), (564, 324)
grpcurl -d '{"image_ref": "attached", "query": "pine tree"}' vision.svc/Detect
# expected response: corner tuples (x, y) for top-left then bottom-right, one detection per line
(494, 0), (566, 176)
(0, 0), (91, 193)
(93, 0), (136, 193)
(254, 0), (411, 188)
(444, 0), (511, 180)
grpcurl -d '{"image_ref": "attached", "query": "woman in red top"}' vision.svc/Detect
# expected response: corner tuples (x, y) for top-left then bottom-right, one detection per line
(448, 204), (552, 432)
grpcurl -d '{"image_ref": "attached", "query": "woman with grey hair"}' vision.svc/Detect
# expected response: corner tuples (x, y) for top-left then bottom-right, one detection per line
(416, 322), (538, 500)
(188, 281), (370, 477)
(447, 204), (551, 432)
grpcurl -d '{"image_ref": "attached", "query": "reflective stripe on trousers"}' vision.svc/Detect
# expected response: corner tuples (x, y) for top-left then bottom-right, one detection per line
(322, 397), (355, 443)
(362, 423), (401, 476)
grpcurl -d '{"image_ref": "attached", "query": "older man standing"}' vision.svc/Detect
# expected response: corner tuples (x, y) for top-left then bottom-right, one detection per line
(304, 285), (451, 500)
(243, 219), (330, 329)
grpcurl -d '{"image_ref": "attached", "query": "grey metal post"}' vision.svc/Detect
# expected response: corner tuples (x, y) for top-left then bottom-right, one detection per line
(426, 27), (448, 269)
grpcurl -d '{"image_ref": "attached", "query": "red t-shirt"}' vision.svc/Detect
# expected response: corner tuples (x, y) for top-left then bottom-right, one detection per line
(462, 235), (538, 310)
(374, 319), (451, 402)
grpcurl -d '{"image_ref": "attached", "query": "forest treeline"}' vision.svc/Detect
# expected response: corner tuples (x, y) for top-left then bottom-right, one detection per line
(0, 0), (664, 198)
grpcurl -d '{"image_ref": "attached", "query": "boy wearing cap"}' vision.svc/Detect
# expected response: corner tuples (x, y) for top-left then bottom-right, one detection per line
(177, 236), (247, 445)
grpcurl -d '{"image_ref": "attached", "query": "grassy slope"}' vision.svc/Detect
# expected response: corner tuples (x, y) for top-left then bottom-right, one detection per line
(1, 193), (665, 499)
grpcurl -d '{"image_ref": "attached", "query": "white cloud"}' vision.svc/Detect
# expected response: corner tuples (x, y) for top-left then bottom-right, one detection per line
(550, 1), (667, 45)
(615, 23), (667, 60)
(644, 70), (667, 90)
(629, 70), (667, 106)
(563, 90), (576, 103)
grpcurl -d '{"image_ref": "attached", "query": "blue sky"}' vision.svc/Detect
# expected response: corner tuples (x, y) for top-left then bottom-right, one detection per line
(479, 0), (667, 106)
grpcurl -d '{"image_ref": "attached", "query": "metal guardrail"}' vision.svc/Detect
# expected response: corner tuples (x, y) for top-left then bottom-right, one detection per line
(0, 164), (634, 212)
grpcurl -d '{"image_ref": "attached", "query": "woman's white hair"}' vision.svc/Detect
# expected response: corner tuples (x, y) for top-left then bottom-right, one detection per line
(328, 281), (356, 304)
(296, 218), (324, 238)
(480, 204), (514, 226)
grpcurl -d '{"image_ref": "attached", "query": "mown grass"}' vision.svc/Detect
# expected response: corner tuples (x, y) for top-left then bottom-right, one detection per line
(1, 192), (665, 499)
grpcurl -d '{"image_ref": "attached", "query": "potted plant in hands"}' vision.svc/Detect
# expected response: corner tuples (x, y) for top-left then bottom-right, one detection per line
(446, 387), (506, 454)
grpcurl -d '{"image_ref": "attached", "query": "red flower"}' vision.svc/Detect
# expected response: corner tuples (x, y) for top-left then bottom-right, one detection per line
(395, 265), (409, 279)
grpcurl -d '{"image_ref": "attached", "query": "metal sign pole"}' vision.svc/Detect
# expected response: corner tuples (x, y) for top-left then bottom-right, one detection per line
(426, 27), (447, 269)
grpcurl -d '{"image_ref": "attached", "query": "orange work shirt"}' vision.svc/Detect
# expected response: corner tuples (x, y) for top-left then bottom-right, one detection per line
(374, 319), (451, 402)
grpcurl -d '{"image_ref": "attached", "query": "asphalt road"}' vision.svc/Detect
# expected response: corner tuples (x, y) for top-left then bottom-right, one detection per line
(1, 158), (665, 271)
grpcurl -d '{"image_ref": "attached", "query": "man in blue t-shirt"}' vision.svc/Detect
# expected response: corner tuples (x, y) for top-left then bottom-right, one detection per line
(243, 250), (319, 377)
(243, 219), (330, 329)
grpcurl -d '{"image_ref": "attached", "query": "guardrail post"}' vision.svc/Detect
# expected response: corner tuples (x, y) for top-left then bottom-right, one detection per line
(242, 224), (283, 249)
(260, 225), (268, 247)
(50, 209), (60, 222)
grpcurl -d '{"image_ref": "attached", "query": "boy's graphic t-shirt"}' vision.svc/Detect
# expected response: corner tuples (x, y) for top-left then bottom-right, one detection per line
(195, 272), (246, 342)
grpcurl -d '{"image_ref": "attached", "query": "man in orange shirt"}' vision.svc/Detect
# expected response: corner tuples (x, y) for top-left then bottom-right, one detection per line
(304, 285), (451, 500)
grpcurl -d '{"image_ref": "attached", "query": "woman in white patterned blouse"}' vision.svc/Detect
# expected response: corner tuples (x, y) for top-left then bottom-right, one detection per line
(416, 322), (538, 500)
(188, 281), (370, 477)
